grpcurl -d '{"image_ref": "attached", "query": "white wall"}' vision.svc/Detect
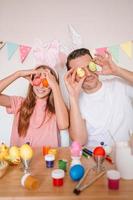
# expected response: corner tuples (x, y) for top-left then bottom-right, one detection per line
(0, 0), (133, 145)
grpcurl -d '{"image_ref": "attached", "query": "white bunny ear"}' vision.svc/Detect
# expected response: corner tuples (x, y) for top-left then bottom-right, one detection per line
(68, 24), (83, 50)
(32, 39), (60, 75)
(32, 38), (45, 65)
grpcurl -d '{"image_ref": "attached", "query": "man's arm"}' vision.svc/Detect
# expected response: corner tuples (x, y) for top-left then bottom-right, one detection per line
(64, 68), (88, 146)
(94, 51), (133, 84)
(69, 95), (88, 145)
(115, 67), (133, 84)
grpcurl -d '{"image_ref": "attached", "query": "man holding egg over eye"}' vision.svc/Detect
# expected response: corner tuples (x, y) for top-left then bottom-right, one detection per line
(64, 48), (133, 147)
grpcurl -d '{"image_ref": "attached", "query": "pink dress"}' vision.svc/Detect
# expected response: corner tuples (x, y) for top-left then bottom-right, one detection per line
(6, 96), (59, 147)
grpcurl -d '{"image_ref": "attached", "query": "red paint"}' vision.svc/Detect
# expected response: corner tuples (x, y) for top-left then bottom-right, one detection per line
(108, 178), (119, 190)
(53, 178), (63, 186)
(51, 169), (65, 187)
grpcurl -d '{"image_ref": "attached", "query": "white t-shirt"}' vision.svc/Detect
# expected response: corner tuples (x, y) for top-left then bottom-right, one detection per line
(79, 78), (133, 147)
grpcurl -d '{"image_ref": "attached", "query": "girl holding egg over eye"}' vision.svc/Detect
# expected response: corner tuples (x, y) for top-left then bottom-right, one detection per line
(0, 40), (69, 148)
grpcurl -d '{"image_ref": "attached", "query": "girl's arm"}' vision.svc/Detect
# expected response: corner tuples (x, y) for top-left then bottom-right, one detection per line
(45, 70), (69, 130)
(0, 69), (38, 107)
(0, 71), (20, 107)
(52, 83), (69, 130)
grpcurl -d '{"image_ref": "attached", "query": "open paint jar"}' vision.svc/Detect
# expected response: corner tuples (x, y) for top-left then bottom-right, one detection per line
(107, 170), (120, 190)
(45, 154), (55, 168)
(21, 173), (40, 190)
(51, 169), (65, 186)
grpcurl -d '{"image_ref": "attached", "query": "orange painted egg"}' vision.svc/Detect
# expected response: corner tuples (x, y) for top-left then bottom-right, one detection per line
(42, 78), (49, 87)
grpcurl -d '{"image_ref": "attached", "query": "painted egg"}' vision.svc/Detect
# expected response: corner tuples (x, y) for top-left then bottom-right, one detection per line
(76, 67), (85, 78)
(69, 164), (85, 181)
(32, 77), (41, 86)
(88, 62), (97, 72)
(20, 144), (33, 160)
(93, 146), (106, 156)
(42, 78), (49, 87)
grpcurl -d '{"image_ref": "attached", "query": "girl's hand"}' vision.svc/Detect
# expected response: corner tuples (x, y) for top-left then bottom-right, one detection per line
(43, 69), (58, 90)
(17, 69), (38, 81)
(64, 68), (85, 99)
(93, 51), (119, 76)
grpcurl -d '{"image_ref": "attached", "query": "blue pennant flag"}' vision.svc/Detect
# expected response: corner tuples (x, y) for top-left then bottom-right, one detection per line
(6, 42), (18, 60)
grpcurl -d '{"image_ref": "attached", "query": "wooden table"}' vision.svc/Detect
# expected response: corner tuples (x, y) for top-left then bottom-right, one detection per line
(0, 147), (133, 200)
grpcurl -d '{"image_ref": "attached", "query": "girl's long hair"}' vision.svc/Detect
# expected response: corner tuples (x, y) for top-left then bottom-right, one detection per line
(18, 65), (58, 137)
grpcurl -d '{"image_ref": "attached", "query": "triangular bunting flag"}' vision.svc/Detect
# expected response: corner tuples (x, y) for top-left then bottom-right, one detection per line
(6, 42), (18, 60)
(19, 45), (31, 63)
(108, 45), (119, 63)
(0, 41), (6, 49)
(96, 47), (107, 55)
(120, 41), (132, 58)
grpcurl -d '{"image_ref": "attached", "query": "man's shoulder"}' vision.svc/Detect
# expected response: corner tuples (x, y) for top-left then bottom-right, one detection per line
(102, 77), (126, 87)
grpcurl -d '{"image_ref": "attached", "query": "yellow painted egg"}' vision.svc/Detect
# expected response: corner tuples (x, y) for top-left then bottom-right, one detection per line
(9, 146), (20, 160)
(88, 62), (97, 72)
(20, 144), (33, 160)
(76, 67), (85, 78)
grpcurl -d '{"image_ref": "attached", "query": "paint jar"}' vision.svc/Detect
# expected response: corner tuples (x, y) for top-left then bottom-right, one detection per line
(107, 170), (120, 190)
(58, 159), (67, 171)
(21, 173), (40, 190)
(45, 154), (55, 168)
(51, 169), (65, 186)
(42, 146), (51, 156)
(48, 148), (57, 158)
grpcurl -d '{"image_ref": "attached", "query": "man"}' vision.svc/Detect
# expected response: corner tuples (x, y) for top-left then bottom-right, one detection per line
(64, 48), (133, 146)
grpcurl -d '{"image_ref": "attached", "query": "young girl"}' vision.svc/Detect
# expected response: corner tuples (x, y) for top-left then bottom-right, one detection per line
(0, 65), (69, 147)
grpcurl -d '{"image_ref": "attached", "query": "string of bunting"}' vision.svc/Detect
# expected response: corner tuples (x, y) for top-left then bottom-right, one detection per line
(0, 40), (133, 64)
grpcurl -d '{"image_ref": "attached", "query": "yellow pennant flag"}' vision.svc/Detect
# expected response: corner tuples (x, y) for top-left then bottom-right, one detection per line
(120, 41), (132, 58)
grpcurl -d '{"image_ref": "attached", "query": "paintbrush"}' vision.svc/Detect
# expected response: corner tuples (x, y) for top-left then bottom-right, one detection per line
(73, 170), (105, 195)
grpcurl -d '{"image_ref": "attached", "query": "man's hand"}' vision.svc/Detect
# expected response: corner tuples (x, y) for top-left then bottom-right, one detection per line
(64, 68), (85, 99)
(94, 51), (119, 76)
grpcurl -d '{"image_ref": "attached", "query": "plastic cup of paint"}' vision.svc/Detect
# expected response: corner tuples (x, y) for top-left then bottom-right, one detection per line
(45, 154), (55, 168)
(42, 146), (51, 156)
(107, 170), (120, 190)
(58, 159), (67, 171)
(21, 173), (40, 190)
(51, 169), (65, 186)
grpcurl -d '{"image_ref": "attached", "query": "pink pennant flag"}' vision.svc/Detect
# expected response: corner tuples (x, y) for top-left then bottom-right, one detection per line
(96, 47), (107, 55)
(19, 45), (31, 63)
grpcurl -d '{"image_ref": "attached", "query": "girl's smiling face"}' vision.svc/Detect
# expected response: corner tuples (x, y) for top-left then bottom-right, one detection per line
(32, 68), (51, 99)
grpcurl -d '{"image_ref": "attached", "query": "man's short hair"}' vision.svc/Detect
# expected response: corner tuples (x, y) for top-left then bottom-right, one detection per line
(66, 48), (93, 70)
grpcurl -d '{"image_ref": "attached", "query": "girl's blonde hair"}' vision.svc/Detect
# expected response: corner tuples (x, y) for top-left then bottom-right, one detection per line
(18, 65), (58, 137)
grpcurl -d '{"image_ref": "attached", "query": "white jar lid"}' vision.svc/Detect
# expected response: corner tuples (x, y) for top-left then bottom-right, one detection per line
(51, 169), (65, 179)
(107, 170), (120, 180)
(45, 154), (55, 161)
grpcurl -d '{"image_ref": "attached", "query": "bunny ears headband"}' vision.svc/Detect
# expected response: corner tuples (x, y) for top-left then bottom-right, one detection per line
(33, 39), (60, 75)
(32, 24), (84, 74)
